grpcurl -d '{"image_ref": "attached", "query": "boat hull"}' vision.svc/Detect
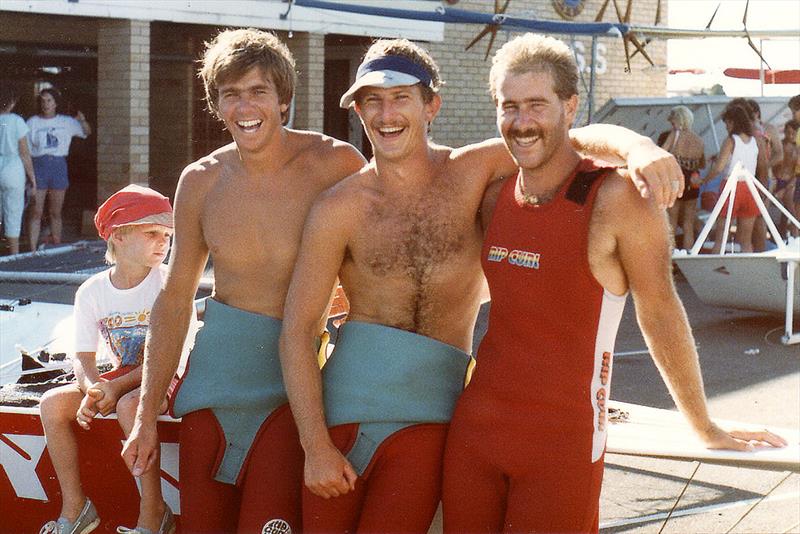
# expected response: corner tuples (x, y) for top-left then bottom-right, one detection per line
(0, 407), (180, 533)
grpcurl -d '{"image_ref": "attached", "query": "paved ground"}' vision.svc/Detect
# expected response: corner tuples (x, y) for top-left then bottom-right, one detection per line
(597, 274), (799, 534)
(2, 247), (798, 533)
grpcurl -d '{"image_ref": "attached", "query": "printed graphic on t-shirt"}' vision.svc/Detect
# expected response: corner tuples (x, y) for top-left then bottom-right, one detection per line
(98, 310), (151, 366)
(45, 128), (58, 149)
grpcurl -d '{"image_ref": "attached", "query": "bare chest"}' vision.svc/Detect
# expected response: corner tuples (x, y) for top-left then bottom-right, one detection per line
(355, 189), (481, 283)
(202, 178), (319, 271)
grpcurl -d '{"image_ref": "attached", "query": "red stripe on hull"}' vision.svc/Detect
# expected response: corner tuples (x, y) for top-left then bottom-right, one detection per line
(0, 410), (180, 533)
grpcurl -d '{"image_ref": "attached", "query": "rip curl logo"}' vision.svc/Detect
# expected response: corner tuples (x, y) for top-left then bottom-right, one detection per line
(262, 519), (292, 534)
(487, 246), (540, 269)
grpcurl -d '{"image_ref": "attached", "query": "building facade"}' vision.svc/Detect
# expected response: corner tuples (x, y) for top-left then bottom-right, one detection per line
(0, 0), (666, 227)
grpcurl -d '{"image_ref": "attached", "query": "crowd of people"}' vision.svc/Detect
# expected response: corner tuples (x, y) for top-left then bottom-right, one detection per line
(28, 27), (792, 534)
(661, 96), (800, 251)
(0, 84), (91, 255)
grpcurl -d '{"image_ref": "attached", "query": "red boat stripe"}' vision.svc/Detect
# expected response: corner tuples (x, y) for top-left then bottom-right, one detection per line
(0, 433), (32, 461)
(160, 468), (178, 489)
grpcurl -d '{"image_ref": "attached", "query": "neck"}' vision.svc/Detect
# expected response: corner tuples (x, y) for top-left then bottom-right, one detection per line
(110, 263), (152, 290)
(373, 140), (438, 191)
(519, 143), (582, 205)
(237, 127), (290, 178)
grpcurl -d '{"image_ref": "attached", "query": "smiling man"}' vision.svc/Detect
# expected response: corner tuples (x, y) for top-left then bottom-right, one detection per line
(441, 33), (786, 534)
(121, 29), (365, 532)
(278, 38), (685, 534)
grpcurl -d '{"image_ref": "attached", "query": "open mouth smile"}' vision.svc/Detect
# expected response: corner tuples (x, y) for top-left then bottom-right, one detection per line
(236, 119), (263, 132)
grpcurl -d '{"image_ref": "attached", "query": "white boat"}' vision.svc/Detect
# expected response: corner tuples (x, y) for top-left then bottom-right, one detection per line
(673, 162), (800, 345)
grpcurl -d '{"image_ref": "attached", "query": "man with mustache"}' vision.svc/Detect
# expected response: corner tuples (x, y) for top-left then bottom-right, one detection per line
(442, 33), (787, 533)
(279, 37), (685, 533)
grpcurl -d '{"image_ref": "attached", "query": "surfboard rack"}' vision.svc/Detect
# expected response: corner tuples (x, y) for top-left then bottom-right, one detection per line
(672, 162), (800, 345)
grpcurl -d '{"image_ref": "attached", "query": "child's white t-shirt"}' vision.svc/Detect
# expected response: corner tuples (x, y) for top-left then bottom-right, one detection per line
(73, 265), (167, 369)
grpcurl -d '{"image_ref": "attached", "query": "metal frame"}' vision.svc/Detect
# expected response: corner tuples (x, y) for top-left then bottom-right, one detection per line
(685, 162), (800, 345)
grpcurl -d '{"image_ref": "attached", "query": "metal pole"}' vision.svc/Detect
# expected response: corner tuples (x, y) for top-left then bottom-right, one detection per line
(588, 35), (598, 124)
(759, 39), (765, 96)
(705, 104), (720, 152)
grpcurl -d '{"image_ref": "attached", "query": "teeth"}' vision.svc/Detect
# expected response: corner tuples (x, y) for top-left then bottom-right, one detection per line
(515, 136), (539, 145)
(379, 126), (404, 134)
(237, 119), (262, 128)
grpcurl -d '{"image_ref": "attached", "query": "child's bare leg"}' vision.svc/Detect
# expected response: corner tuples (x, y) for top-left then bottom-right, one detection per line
(116, 388), (167, 530)
(39, 384), (90, 521)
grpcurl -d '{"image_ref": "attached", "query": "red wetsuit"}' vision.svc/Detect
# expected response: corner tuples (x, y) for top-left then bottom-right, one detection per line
(443, 159), (626, 533)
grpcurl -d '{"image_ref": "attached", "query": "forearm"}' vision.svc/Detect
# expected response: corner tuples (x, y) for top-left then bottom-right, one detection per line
(638, 297), (715, 437)
(73, 355), (101, 393)
(18, 141), (35, 183)
(279, 325), (332, 453)
(109, 366), (143, 396)
(569, 123), (650, 164)
(79, 119), (91, 137)
(136, 295), (193, 423)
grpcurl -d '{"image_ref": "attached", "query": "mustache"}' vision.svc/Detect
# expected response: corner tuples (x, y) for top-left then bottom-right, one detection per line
(508, 128), (542, 139)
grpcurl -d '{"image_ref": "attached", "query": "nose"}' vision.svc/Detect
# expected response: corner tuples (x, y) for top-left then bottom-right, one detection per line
(514, 107), (535, 129)
(379, 100), (400, 123)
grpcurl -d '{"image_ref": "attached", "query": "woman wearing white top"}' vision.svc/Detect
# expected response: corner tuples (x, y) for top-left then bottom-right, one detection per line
(704, 104), (763, 253)
(26, 88), (91, 250)
(0, 84), (36, 255)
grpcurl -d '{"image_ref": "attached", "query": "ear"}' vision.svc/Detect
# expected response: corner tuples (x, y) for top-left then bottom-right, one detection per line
(280, 102), (289, 115)
(425, 93), (442, 123)
(564, 94), (579, 126)
(110, 230), (125, 246)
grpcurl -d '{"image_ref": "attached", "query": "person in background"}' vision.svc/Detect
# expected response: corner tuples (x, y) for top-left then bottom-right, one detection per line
(39, 185), (177, 534)
(776, 120), (798, 237)
(704, 104), (767, 253)
(743, 98), (783, 180)
(661, 105), (705, 249)
(26, 87), (91, 250)
(0, 84), (36, 255)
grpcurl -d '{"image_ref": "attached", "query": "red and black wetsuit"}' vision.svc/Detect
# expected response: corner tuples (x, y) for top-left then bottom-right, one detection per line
(443, 159), (626, 533)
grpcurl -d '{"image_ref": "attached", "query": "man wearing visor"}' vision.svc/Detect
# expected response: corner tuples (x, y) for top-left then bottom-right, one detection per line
(279, 38), (683, 533)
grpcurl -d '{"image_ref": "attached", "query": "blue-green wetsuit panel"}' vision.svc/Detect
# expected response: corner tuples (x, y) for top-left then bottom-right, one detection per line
(323, 321), (471, 474)
(170, 298), (287, 484)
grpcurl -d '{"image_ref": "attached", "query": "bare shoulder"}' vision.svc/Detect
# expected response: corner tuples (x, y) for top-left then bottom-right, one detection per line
(595, 168), (661, 225)
(289, 129), (366, 181)
(450, 137), (506, 163)
(174, 143), (235, 203)
(307, 166), (374, 231)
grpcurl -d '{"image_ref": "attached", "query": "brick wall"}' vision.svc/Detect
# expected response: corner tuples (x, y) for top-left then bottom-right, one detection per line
(288, 32), (325, 132)
(426, 0), (667, 147)
(96, 19), (150, 203)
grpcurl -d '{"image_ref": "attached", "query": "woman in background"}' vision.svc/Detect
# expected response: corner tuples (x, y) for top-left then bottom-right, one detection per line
(26, 87), (91, 250)
(661, 105), (705, 250)
(704, 104), (761, 253)
(0, 84), (36, 255)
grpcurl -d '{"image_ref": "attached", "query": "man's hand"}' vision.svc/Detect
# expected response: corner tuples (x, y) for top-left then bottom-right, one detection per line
(122, 419), (160, 477)
(701, 423), (788, 451)
(626, 139), (684, 209)
(76, 390), (101, 430)
(89, 380), (120, 416)
(304, 441), (358, 499)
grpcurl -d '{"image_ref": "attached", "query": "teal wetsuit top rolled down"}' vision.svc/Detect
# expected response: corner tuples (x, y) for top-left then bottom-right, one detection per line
(322, 321), (472, 474)
(170, 298), (290, 484)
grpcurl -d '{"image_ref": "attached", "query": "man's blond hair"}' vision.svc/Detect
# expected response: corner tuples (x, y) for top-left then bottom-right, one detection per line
(362, 38), (442, 103)
(199, 28), (296, 124)
(489, 33), (578, 102)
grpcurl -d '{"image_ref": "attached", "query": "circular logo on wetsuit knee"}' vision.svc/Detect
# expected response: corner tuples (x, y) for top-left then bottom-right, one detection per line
(262, 519), (292, 534)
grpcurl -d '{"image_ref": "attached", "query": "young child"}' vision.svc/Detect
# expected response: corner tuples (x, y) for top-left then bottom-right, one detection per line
(39, 184), (175, 534)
